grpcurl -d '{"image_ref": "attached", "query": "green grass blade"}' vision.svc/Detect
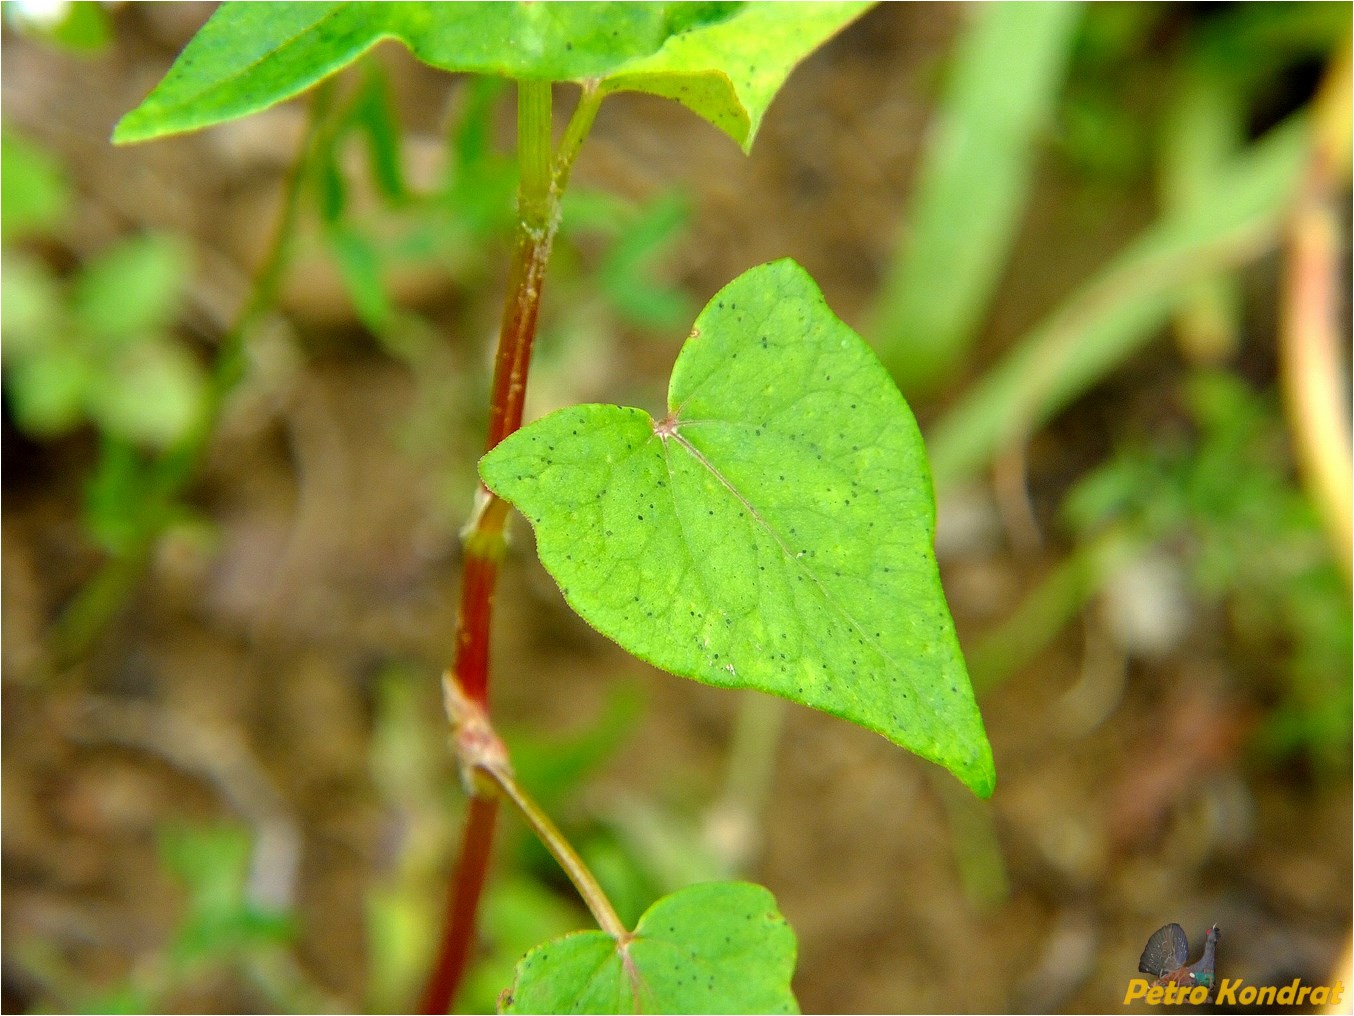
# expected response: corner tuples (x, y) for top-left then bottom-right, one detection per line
(870, 1), (1083, 395)
(925, 114), (1309, 492)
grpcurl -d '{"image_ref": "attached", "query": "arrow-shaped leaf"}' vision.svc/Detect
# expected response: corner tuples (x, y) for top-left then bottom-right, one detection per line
(481, 259), (994, 796)
(502, 882), (797, 1014)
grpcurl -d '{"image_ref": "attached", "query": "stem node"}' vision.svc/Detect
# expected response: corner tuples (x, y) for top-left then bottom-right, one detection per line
(442, 671), (512, 797)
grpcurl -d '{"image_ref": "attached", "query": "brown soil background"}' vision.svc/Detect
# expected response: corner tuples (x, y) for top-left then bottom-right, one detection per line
(4, 4), (1351, 1014)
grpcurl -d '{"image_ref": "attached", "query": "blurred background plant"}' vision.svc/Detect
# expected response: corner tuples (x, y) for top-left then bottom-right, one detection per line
(900, 1), (1353, 776)
(2, 129), (203, 546)
(1061, 372), (1351, 771)
(2, 3), (1349, 1013)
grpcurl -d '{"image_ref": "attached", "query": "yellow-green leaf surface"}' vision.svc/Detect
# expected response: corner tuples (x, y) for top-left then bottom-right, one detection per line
(481, 260), (994, 796)
(113, 2), (869, 151)
(502, 882), (796, 1014)
(596, 2), (871, 149)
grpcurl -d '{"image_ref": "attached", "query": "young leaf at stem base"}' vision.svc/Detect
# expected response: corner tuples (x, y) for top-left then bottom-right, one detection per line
(481, 259), (995, 797)
(501, 881), (797, 1014)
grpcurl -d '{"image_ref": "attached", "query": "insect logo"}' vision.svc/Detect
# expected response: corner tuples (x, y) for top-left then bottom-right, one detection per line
(1134, 923), (1219, 1004)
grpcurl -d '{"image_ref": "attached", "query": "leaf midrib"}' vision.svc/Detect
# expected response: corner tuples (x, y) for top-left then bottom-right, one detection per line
(163, 7), (351, 112)
(661, 422), (908, 680)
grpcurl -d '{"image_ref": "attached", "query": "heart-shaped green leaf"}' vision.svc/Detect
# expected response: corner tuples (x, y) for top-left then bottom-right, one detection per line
(113, 2), (870, 151)
(501, 882), (797, 1014)
(481, 259), (995, 796)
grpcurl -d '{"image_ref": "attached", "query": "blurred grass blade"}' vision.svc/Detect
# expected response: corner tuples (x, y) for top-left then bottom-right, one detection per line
(1280, 41), (1352, 583)
(926, 113), (1310, 492)
(870, 1), (1083, 395)
(966, 528), (1140, 693)
(1159, 68), (1246, 363)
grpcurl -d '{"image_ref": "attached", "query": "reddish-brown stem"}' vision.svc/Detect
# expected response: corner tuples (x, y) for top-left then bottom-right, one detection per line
(418, 795), (500, 1015)
(419, 79), (587, 1016)
(455, 72), (556, 708)
(450, 536), (504, 706)
(452, 218), (551, 705)
(485, 230), (551, 457)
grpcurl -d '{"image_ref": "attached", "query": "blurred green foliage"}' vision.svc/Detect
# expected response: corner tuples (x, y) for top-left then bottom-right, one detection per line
(2, 128), (209, 563)
(2, 229), (201, 448)
(1065, 372), (1352, 770)
(156, 824), (295, 975)
(2, 124), (204, 454)
(2, 129), (71, 240)
(314, 63), (692, 362)
(2, 0), (111, 54)
(1059, 3), (1350, 180)
(69, 824), (305, 1014)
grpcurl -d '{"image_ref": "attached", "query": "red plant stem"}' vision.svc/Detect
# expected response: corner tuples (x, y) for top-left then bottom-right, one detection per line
(419, 80), (559, 1016)
(418, 795), (500, 1015)
(486, 228), (551, 457)
(421, 78), (604, 1015)
(453, 218), (551, 704)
